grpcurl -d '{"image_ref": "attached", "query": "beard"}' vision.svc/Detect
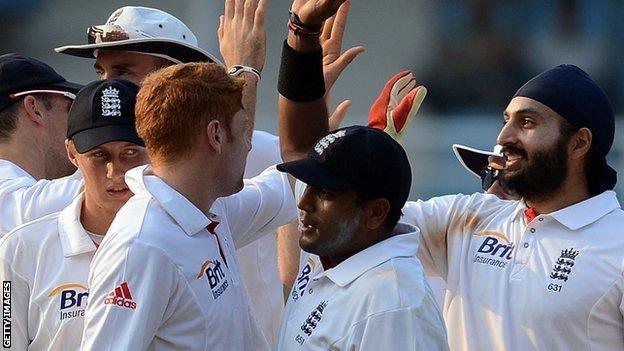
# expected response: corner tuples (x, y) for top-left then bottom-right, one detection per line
(499, 137), (569, 202)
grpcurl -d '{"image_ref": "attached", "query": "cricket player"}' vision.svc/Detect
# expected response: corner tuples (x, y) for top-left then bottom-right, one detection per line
(0, 78), (148, 350)
(82, 62), (295, 350)
(273, 1), (448, 349)
(397, 65), (624, 350)
(288, 35), (624, 348)
(0, 54), (83, 234)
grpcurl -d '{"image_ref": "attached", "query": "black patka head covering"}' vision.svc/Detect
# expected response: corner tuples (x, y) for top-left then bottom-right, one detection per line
(513, 64), (617, 192)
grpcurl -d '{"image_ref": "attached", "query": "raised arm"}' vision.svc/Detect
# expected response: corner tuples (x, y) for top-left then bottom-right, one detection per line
(279, 0), (362, 162)
(219, 0), (267, 136)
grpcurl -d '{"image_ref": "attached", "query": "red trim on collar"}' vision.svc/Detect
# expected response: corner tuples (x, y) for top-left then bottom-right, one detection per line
(524, 208), (539, 224)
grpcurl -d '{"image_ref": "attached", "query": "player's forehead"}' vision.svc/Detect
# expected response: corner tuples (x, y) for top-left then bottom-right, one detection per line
(94, 50), (155, 68)
(503, 96), (562, 123)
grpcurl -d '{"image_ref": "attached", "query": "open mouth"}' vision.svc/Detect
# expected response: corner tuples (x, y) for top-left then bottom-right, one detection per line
(106, 187), (130, 197)
(298, 217), (318, 234)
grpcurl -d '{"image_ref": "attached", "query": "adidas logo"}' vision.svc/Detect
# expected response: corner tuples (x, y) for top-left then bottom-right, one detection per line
(103, 282), (137, 309)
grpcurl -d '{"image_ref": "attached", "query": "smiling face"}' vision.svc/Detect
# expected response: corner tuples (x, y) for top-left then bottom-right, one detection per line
(67, 140), (149, 214)
(496, 97), (575, 200)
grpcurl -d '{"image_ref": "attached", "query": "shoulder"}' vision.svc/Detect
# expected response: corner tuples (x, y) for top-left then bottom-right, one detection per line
(0, 211), (61, 249)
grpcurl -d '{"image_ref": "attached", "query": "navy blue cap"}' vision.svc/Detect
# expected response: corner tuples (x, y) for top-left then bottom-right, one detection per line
(514, 64), (617, 191)
(0, 53), (83, 111)
(277, 126), (412, 209)
(67, 78), (144, 153)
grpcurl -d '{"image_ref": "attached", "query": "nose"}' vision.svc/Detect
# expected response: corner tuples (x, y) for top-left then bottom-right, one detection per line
(497, 120), (517, 147)
(106, 159), (126, 180)
(297, 186), (315, 213)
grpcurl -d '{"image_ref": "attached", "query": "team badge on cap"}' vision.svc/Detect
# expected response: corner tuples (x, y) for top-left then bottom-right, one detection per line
(101, 86), (121, 117)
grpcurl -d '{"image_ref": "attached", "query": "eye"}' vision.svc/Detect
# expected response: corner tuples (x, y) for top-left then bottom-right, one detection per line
(521, 118), (534, 127)
(94, 69), (104, 78)
(92, 151), (107, 158)
(123, 148), (138, 156)
(317, 188), (336, 199)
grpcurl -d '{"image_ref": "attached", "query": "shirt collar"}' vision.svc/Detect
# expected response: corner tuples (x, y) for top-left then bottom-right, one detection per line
(510, 191), (620, 229)
(58, 193), (97, 257)
(549, 191), (621, 230)
(322, 223), (420, 287)
(125, 165), (212, 236)
(0, 160), (35, 181)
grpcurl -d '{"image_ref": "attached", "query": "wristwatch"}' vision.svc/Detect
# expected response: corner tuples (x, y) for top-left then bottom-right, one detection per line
(228, 65), (261, 81)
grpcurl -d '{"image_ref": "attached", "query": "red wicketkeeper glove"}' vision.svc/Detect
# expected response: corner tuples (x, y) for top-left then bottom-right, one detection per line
(367, 70), (427, 142)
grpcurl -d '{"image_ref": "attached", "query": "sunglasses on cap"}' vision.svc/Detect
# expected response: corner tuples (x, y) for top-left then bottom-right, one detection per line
(87, 24), (130, 44)
(479, 166), (499, 191)
(9, 90), (76, 100)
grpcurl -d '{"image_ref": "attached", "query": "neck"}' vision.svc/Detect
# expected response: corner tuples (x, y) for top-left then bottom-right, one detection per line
(81, 196), (118, 236)
(0, 134), (45, 179)
(524, 172), (591, 214)
(151, 156), (220, 215)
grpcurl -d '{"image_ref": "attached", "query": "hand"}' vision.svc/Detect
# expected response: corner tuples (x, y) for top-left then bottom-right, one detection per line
(219, 0), (267, 72)
(367, 71), (427, 142)
(321, 1), (364, 92)
(290, 0), (347, 26)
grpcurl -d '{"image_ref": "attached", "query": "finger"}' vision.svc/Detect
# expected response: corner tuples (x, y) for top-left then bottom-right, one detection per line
(391, 74), (416, 104)
(234, 0), (244, 19)
(392, 86), (426, 132)
(224, 0), (235, 19)
(321, 16), (335, 43)
(329, 45), (365, 76)
(254, 0), (268, 27)
(218, 15), (225, 39)
(244, 0), (257, 23)
(330, 1), (350, 49)
(329, 100), (351, 130)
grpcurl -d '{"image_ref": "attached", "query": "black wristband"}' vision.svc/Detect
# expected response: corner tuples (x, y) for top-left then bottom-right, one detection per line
(278, 40), (325, 102)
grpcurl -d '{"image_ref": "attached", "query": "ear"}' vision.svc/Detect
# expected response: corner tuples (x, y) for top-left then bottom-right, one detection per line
(205, 119), (223, 153)
(65, 140), (79, 167)
(21, 96), (45, 127)
(569, 127), (592, 160)
(364, 198), (391, 230)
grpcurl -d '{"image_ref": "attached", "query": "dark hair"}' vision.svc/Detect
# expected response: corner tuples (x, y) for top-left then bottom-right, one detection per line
(559, 120), (605, 196)
(0, 95), (53, 142)
(354, 189), (403, 232)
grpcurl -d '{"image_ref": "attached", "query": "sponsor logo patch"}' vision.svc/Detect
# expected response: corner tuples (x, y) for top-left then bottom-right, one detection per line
(103, 282), (136, 309)
(291, 258), (316, 301)
(472, 231), (515, 269)
(198, 259), (230, 300)
(48, 283), (89, 321)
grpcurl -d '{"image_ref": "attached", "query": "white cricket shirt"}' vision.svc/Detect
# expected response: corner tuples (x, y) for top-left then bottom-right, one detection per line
(81, 164), (296, 350)
(277, 224), (449, 351)
(237, 130), (285, 348)
(0, 160), (82, 235)
(0, 193), (96, 350)
(403, 191), (624, 350)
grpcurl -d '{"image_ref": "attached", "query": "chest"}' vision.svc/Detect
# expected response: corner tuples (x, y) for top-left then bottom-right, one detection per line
(31, 252), (93, 330)
(450, 216), (623, 322)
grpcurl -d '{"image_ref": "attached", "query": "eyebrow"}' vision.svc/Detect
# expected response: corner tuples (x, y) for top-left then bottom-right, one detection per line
(503, 107), (543, 118)
(93, 63), (135, 71)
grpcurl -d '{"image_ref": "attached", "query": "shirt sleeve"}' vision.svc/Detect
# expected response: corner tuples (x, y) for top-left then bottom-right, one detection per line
(0, 240), (31, 350)
(0, 175), (81, 235)
(334, 304), (449, 351)
(401, 194), (476, 279)
(81, 238), (180, 351)
(220, 166), (296, 249)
